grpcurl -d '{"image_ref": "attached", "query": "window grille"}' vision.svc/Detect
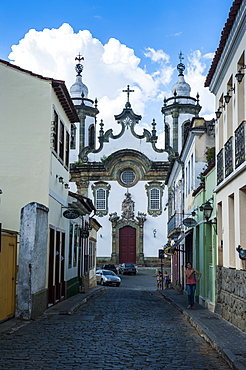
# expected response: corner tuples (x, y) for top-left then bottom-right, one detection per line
(120, 169), (136, 185)
(150, 188), (160, 210)
(96, 188), (106, 210)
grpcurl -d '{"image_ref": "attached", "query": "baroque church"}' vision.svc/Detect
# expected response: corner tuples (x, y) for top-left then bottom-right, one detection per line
(69, 54), (200, 266)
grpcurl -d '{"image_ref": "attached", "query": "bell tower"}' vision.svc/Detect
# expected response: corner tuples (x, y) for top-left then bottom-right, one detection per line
(161, 52), (201, 156)
(70, 54), (99, 160)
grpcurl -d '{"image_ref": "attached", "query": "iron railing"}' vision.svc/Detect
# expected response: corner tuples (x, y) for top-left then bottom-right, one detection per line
(225, 136), (233, 177)
(235, 120), (245, 168)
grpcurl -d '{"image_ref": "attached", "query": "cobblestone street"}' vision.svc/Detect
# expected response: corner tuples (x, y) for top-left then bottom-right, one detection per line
(0, 270), (230, 369)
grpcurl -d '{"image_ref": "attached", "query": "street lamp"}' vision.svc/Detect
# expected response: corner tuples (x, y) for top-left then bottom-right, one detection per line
(200, 200), (217, 233)
(236, 245), (246, 260)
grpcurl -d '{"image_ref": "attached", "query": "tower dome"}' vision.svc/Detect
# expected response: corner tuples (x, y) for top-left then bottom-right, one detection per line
(70, 75), (88, 99)
(171, 53), (191, 97)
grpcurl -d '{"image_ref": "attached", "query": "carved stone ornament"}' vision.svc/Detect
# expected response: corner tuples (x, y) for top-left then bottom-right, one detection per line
(121, 193), (135, 220)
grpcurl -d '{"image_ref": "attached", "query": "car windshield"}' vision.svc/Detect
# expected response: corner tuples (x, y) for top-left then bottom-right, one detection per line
(125, 264), (134, 267)
(103, 271), (115, 276)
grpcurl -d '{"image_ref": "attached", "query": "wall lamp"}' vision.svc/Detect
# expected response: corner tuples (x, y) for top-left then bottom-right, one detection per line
(200, 200), (217, 233)
(236, 245), (246, 260)
(215, 104), (225, 120)
(235, 65), (246, 83)
(153, 229), (157, 238)
(56, 175), (64, 184)
(224, 85), (235, 104)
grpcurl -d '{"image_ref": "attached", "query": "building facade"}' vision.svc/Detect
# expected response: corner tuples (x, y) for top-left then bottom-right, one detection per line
(205, 0), (246, 330)
(0, 59), (95, 320)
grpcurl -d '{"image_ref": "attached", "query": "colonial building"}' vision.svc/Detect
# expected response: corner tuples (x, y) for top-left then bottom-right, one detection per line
(0, 59), (95, 321)
(70, 58), (170, 266)
(205, 0), (246, 331)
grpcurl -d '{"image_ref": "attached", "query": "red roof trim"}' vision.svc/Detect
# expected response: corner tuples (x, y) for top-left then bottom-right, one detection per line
(204, 0), (243, 88)
(0, 59), (79, 123)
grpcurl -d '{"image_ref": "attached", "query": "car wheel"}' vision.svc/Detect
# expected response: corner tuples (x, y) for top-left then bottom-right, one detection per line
(134, 272), (136, 275)
(100, 279), (104, 286)
(116, 283), (120, 287)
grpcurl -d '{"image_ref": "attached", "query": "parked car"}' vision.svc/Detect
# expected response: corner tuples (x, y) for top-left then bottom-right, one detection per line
(119, 263), (137, 275)
(96, 269), (121, 286)
(102, 264), (118, 274)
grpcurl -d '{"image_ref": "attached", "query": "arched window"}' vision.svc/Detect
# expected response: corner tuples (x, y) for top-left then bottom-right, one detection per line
(96, 188), (106, 210)
(145, 181), (164, 217)
(88, 125), (95, 148)
(150, 188), (160, 210)
(92, 182), (111, 216)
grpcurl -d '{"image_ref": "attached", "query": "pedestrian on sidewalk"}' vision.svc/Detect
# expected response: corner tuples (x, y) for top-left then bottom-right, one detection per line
(155, 271), (163, 290)
(163, 271), (170, 289)
(185, 262), (202, 309)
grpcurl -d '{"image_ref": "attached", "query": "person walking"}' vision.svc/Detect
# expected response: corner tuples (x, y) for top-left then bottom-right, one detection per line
(163, 271), (170, 289)
(156, 271), (163, 290)
(185, 262), (202, 309)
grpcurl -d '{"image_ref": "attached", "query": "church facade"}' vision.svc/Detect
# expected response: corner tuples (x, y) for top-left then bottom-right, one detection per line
(69, 58), (171, 266)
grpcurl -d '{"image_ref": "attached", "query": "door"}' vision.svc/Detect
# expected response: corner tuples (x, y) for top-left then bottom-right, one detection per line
(0, 232), (17, 322)
(119, 226), (136, 264)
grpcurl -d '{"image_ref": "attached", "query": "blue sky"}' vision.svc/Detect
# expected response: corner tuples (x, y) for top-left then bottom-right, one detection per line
(0, 0), (234, 143)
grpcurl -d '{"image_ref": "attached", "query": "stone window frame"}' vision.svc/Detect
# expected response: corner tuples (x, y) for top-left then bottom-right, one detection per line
(117, 166), (139, 188)
(145, 181), (165, 217)
(92, 182), (111, 216)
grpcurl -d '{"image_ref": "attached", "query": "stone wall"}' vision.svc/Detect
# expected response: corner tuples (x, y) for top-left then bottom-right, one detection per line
(216, 266), (246, 332)
(16, 202), (49, 320)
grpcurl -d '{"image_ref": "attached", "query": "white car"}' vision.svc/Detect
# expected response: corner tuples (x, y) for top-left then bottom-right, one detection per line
(96, 269), (121, 287)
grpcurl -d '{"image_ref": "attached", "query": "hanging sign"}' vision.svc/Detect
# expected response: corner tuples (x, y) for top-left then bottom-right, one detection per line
(183, 218), (197, 227)
(81, 229), (89, 238)
(63, 209), (80, 219)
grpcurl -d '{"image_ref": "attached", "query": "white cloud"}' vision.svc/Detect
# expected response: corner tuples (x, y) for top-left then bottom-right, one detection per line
(186, 50), (215, 116)
(8, 23), (215, 142)
(144, 47), (170, 63)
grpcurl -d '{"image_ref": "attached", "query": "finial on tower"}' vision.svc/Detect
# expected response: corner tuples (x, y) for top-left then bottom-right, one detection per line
(75, 53), (84, 76)
(177, 51), (185, 76)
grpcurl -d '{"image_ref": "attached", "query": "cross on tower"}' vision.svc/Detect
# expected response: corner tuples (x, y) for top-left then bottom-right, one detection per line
(123, 85), (134, 103)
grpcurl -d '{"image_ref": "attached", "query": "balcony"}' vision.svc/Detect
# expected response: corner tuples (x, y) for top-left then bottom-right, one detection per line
(217, 149), (224, 185)
(217, 121), (246, 186)
(167, 212), (183, 238)
(225, 136), (233, 177)
(235, 120), (246, 168)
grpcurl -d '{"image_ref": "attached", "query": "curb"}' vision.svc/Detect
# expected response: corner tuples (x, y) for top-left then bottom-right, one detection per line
(63, 287), (106, 315)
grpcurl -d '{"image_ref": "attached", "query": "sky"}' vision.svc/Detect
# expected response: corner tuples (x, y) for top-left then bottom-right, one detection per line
(0, 0), (234, 145)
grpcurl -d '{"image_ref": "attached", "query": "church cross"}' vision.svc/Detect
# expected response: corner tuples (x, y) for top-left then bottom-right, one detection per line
(123, 85), (134, 103)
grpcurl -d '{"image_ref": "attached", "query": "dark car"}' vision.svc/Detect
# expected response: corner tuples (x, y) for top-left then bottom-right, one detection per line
(119, 263), (137, 275)
(102, 264), (118, 274)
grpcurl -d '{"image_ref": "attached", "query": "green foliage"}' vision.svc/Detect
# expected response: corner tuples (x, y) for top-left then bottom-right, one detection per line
(205, 147), (215, 164)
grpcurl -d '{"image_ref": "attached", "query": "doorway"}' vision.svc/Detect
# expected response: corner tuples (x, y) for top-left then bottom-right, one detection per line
(119, 226), (136, 264)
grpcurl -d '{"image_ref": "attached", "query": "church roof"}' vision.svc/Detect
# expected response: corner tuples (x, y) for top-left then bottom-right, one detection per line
(0, 59), (79, 123)
(204, 0), (243, 87)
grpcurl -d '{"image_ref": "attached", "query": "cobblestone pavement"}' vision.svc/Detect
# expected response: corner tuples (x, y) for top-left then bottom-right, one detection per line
(0, 287), (230, 369)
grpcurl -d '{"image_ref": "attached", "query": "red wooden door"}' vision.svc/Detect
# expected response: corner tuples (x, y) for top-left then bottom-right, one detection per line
(119, 226), (136, 264)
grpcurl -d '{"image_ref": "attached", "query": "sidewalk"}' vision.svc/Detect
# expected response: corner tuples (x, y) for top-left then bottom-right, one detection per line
(159, 288), (246, 370)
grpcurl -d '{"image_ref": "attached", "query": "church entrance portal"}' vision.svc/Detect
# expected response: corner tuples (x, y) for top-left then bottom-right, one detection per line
(119, 226), (136, 264)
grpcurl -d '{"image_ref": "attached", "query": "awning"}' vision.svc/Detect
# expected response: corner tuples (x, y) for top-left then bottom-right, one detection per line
(170, 230), (192, 253)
